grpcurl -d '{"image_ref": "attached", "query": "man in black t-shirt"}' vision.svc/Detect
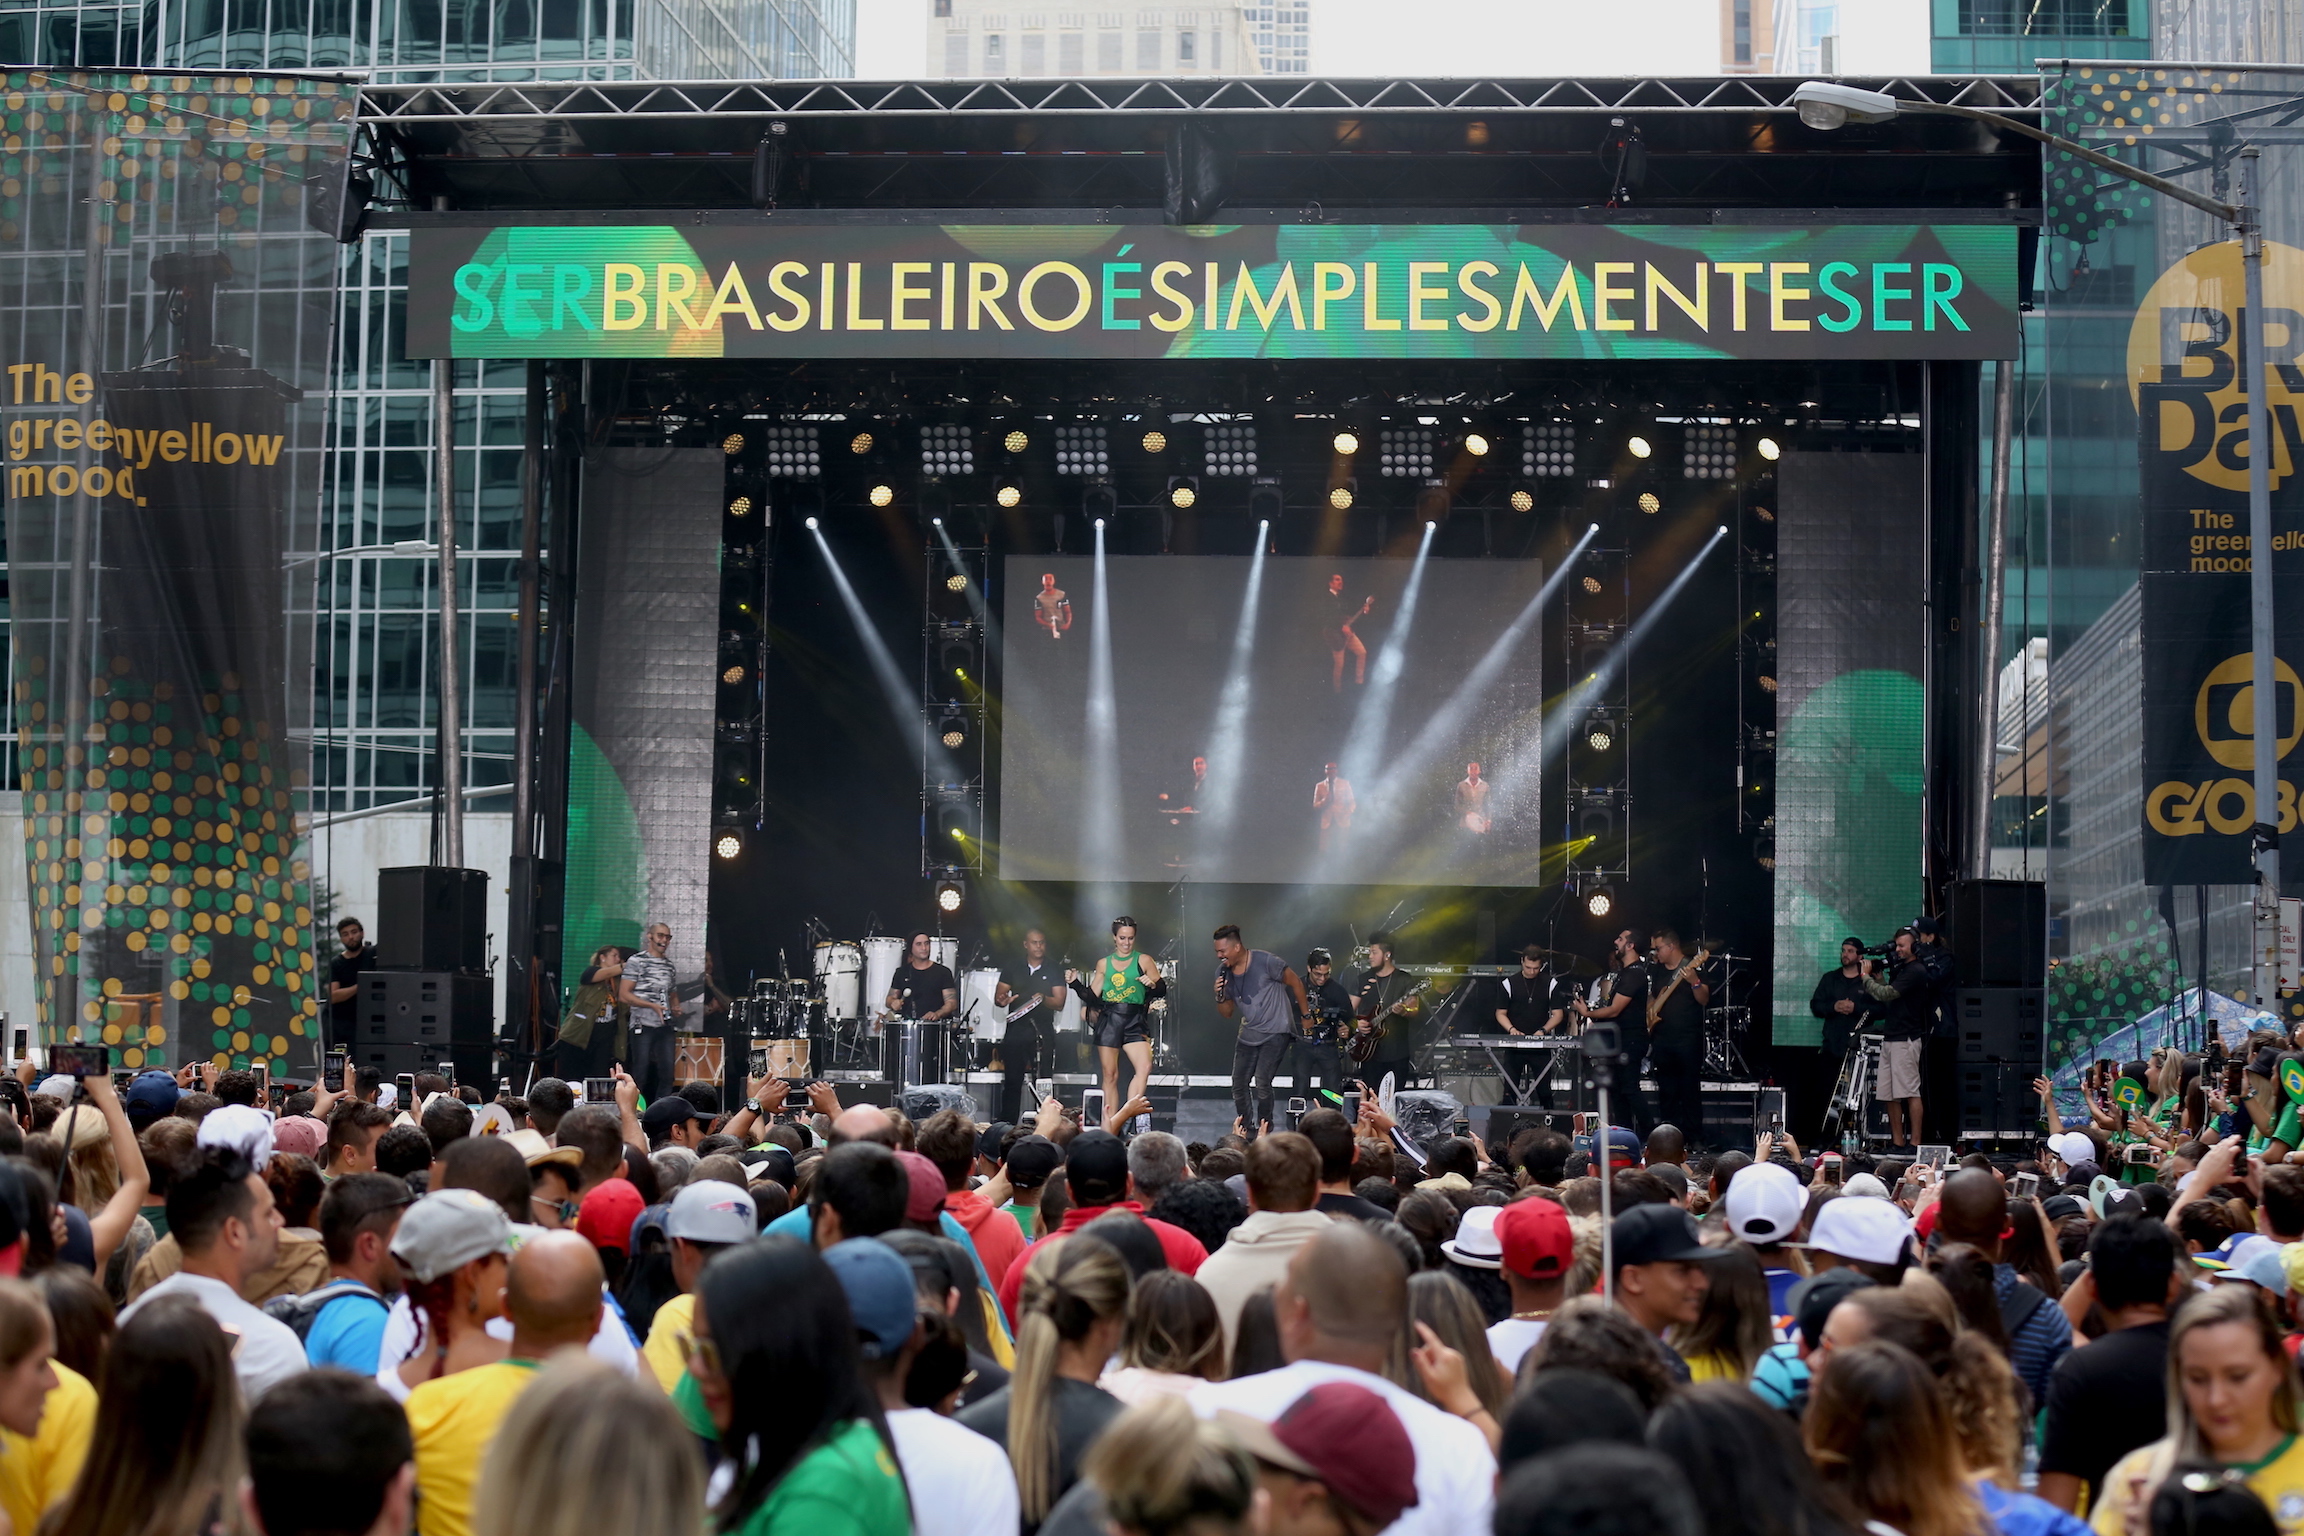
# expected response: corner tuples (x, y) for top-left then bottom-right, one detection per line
(1641, 929), (1710, 1147)
(1351, 931), (1423, 1090)
(887, 932), (959, 1022)
(1582, 929), (1654, 1135)
(2037, 1215), (2181, 1514)
(1809, 937), (1873, 1061)
(326, 917), (375, 1050)
(1295, 948), (1354, 1100)
(993, 928), (1064, 1123)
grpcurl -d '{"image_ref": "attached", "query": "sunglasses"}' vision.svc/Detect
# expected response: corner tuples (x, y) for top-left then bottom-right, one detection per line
(683, 1332), (723, 1380)
(531, 1195), (580, 1224)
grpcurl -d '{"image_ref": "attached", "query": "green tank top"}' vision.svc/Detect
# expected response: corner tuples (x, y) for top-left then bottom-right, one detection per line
(1101, 952), (1145, 1004)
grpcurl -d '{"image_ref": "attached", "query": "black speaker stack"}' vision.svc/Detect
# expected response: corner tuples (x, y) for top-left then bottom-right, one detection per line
(1946, 879), (2047, 1141)
(356, 867), (494, 1088)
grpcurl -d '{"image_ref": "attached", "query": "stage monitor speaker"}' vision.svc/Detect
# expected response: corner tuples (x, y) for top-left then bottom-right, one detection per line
(353, 971), (493, 1088)
(1948, 880), (2046, 988)
(1481, 1106), (1577, 1153)
(376, 866), (489, 974)
(828, 1079), (895, 1110)
(1953, 988), (2045, 1064)
(1954, 1061), (2039, 1139)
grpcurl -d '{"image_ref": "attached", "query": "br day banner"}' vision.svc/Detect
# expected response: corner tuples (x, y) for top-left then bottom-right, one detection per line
(407, 223), (2019, 363)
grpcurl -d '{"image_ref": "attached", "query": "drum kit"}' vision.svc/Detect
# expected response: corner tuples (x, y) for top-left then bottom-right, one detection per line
(733, 934), (988, 1088)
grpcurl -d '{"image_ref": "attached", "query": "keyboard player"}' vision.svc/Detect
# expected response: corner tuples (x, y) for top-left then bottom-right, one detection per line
(1494, 945), (1576, 1106)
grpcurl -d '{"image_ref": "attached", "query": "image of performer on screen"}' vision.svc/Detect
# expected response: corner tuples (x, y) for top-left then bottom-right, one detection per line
(994, 927), (1065, 1123)
(1067, 916), (1162, 1128)
(1314, 763), (1355, 851)
(1214, 925), (1308, 1135)
(1297, 948), (1353, 1100)
(1456, 762), (1491, 834)
(1324, 572), (1372, 692)
(1351, 931), (1423, 1090)
(1033, 572), (1073, 639)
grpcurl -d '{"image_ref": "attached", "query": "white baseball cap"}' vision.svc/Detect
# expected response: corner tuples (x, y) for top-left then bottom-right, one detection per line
(666, 1180), (758, 1246)
(2047, 1132), (2094, 1169)
(1724, 1162), (1806, 1244)
(1840, 1172), (1893, 1200)
(1797, 1195), (1915, 1267)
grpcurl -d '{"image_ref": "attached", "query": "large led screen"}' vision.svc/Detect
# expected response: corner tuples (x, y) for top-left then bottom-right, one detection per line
(998, 555), (1543, 885)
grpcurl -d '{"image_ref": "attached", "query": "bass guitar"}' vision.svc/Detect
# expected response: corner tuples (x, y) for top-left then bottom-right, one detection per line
(1646, 947), (1715, 1029)
(1346, 978), (1432, 1064)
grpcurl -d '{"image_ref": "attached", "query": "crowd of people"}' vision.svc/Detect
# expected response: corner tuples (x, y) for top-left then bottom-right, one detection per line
(0, 1039), (2295, 1536)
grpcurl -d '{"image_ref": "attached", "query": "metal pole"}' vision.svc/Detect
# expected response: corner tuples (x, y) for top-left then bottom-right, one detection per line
(514, 359), (544, 860)
(1976, 356), (2015, 878)
(431, 349), (464, 869)
(2240, 148), (2282, 1008)
(1596, 1075), (1615, 1304)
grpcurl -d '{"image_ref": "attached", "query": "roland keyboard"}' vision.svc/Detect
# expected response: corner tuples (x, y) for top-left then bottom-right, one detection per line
(1445, 1034), (1578, 1048)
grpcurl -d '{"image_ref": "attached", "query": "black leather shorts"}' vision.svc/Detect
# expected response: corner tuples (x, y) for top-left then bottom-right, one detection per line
(1094, 1003), (1151, 1049)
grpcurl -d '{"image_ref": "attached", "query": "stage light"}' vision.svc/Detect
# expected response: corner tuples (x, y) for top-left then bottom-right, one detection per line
(728, 494), (753, 516)
(1637, 493), (1661, 513)
(1259, 519), (1270, 530)
(921, 423), (975, 475)
(1332, 430), (1359, 455)
(996, 484), (1022, 508)
(1758, 675), (1779, 692)
(1379, 426), (1434, 479)
(1758, 437), (1781, 461)
(1755, 506), (1776, 523)
(869, 484), (894, 507)
(1329, 486), (1353, 510)
(1581, 576), (1603, 594)
(1095, 517), (1106, 529)
(942, 726), (966, 748)
(1004, 429), (1030, 453)
(945, 573), (968, 593)
(1425, 519), (1437, 530)
(1464, 433), (1491, 457)
(714, 829), (743, 861)
(931, 516), (943, 527)
(1170, 481), (1197, 509)
(1509, 490), (1534, 512)
(1627, 435), (1652, 459)
(722, 663), (746, 685)
(805, 516), (819, 530)
(1585, 888), (1614, 918)
(1143, 429), (1168, 453)
(1587, 726), (1613, 751)
(850, 432), (874, 454)
(721, 433), (745, 455)
(935, 879), (965, 913)
(763, 424), (822, 479)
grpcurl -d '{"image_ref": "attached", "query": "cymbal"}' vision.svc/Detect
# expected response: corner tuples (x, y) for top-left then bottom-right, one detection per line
(1529, 947), (1601, 977)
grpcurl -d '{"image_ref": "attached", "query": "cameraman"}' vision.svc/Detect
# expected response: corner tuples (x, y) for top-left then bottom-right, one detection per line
(1861, 928), (1933, 1151)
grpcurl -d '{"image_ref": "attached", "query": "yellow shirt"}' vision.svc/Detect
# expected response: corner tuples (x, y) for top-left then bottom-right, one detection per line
(0, 1362), (96, 1536)
(1684, 1351), (1746, 1385)
(2093, 1434), (2304, 1536)
(407, 1359), (541, 1536)
(642, 1294), (695, 1393)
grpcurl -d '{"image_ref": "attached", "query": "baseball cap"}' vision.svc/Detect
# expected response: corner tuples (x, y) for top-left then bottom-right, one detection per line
(1789, 1268), (1874, 1350)
(977, 1123), (1014, 1162)
(1440, 1205), (1503, 1269)
(1495, 1197), (1574, 1280)
(641, 1097), (700, 1138)
(270, 1115), (327, 1161)
(1600, 1126), (1642, 1162)
(1913, 915), (1942, 938)
(1840, 1173), (1892, 1200)
(575, 1177), (646, 1254)
(1065, 1130), (1130, 1202)
(823, 1238), (921, 1360)
(1724, 1162), (1805, 1244)
(504, 1128), (583, 1171)
(1611, 1203), (1713, 1267)
(1218, 1383), (1418, 1530)
(2041, 1193), (2087, 1222)
(197, 1104), (276, 1170)
(1797, 1195), (1914, 1268)
(2200, 1232), (2274, 1275)
(667, 1179), (758, 1245)
(123, 1070), (180, 1128)
(391, 1189), (515, 1284)
(2047, 1132), (2095, 1169)
(1004, 1135), (1061, 1191)
(897, 1151), (946, 1224)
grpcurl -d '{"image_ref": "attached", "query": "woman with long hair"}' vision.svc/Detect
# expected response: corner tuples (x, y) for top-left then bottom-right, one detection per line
(1805, 1340), (1986, 1536)
(0, 1275), (79, 1536)
(2091, 1287), (2304, 1536)
(31, 1266), (112, 1386)
(1672, 1244), (1774, 1385)
(1833, 1280), (2025, 1488)
(473, 1355), (704, 1536)
(41, 1294), (243, 1536)
(2002, 1199), (2065, 1300)
(957, 1236), (1129, 1531)
(1102, 1270), (1223, 1406)
(1649, 1382), (1862, 1536)
(1925, 1242), (2014, 1357)
(1407, 1271), (1507, 1420)
(687, 1235), (908, 1536)
(1073, 1397), (1258, 1536)
(53, 1079), (151, 1298)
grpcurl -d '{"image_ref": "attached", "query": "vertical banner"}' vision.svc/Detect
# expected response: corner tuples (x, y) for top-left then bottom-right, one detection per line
(5, 72), (355, 1071)
(2132, 240), (2304, 885)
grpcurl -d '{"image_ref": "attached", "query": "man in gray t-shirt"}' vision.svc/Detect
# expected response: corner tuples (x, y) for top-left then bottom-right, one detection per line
(1214, 925), (1309, 1135)
(619, 920), (678, 1100)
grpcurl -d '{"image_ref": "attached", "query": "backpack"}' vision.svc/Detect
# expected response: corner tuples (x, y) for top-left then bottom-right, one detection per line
(262, 1278), (379, 1344)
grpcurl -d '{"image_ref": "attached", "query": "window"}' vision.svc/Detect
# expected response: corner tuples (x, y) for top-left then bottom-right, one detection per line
(1176, 28), (1194, 62)
(1021, 30), (1045, 69)
(934, 0), (951, 12)
(1136, 24), (1159, 65)
(985, 31), (1004, 65)
(944, 29), (969, 70)
(1097, 27), (1121, 65)
(1058, 29), (1082, 67)
(1733, 0), (1750, 61)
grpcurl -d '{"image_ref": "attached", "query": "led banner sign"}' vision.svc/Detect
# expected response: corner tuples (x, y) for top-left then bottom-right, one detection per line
(407, 223), (2019, 362)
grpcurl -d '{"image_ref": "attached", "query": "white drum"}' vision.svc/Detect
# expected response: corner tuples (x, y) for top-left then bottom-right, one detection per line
(814, 941), (863, 1021)
(931, 937), (958, 973)
(959, 968), (1002, 1035)
(1054, 984), (1084, 1034)
(861, 935), (906, 1023)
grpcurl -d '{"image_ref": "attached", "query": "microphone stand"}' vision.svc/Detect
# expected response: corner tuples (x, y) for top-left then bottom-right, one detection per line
(1584, 1027), (1622, 1303)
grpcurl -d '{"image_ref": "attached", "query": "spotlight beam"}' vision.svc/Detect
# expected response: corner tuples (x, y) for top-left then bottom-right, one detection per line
(811, 524), (960, 777)
(1075, 520), (1123, 914)
(1335, 520), (1436, 789)
(1191, 526), (1270, 858)
(1539, 524), (1730, 772)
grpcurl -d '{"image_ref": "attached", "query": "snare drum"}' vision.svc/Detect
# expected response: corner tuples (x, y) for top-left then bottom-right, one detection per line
(860, 936), (906, 1021)
(814, 940), (863, 1021)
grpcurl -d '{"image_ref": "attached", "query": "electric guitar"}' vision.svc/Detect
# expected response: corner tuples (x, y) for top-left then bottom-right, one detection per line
(1347, 977), (1432, 1064)
(1645, 947), (1715, 1029)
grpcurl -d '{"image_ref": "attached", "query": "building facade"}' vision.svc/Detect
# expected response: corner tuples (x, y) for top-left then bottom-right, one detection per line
(929, 2), (1260, 77)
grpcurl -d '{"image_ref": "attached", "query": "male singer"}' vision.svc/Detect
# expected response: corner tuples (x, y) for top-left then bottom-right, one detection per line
(1214, 925), (1309, 1135)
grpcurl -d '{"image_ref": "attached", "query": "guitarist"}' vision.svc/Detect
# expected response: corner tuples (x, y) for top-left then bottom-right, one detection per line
(1638, 929), (1712, 1147)
(1351, 930), (1424, 1091)
(1579, 928), (1656, 1135)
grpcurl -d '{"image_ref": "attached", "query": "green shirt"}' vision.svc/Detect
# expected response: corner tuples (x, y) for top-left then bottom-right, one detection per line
(1000, 1201), (1036, 1244)
(729, 1419), (910, 1536)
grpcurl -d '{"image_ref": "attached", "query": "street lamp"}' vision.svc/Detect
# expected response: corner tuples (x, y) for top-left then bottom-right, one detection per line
(1793, 82), (2283, 1004)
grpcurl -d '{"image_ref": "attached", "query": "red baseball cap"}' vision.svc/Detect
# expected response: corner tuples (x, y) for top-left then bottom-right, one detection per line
(897, 1151), (947, 1225)
(575, 1175), (645, 1253)
(1495, 1196), (1575, 1280)
(1220, 1383), (1417, 1529)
